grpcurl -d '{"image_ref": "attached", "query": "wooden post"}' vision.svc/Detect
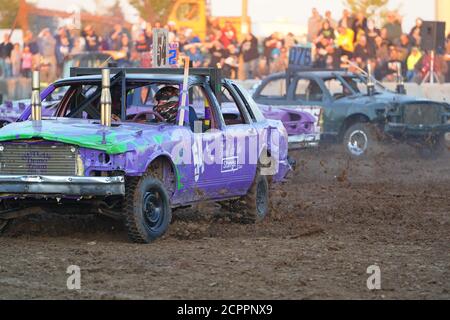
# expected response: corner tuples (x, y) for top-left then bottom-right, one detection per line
(178, 56), (190, 127)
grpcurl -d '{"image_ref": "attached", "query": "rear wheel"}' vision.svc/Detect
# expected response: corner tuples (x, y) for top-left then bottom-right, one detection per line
(240, 169), (269, 223)
(343, 123), (381, 158)
(124, 176), (172, 244)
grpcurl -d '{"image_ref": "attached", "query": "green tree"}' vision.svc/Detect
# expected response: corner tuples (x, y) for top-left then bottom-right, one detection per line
(129, 0), (177, 24)
(0, 0), (19, 29)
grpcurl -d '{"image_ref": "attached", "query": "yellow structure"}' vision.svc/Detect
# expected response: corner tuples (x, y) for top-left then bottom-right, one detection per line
(436, 0), (450, 33)
(168, 0), (250, 40)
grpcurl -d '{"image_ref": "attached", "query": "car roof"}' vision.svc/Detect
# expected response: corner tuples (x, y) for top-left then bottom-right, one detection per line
(54, 74), (207, 86)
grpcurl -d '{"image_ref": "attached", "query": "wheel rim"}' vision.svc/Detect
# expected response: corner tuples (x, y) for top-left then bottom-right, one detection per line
(143, 189), (164, 231)
(256, 179), (268, 217)
(347, 130), (369, 156)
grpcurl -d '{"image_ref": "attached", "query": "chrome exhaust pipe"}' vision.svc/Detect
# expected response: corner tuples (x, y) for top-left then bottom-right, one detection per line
(396, 62), (406, 94)
(31, 71), (42, 121)
(100, 69), (112, 127)
(367, 62), (375, 96)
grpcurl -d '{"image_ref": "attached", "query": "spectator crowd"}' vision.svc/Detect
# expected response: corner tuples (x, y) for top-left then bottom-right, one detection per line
(1, 9), (450, 83)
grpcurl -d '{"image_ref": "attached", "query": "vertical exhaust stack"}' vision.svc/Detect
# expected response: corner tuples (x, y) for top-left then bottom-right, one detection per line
(396, 62), (406, 94)
(100, 68), (112, 127)
(367, 61), (375, 96)
(31, 71), (42, 121)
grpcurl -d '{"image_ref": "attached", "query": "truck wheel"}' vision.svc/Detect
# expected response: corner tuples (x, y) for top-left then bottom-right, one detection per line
(343, 123), (380, 158)
(124, 176), (172, 244)
(0, 201), (12, 235)
(240, 169), (269, 224)
(418, 134), (446, 160)
(0, 219), (9, 235)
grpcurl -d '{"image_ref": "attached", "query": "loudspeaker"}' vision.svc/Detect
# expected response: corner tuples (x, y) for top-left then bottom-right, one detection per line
(420, 21), (446, 53)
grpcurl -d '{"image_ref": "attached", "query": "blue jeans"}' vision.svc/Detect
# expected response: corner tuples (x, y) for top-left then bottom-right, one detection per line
(0, 59), (12, 78)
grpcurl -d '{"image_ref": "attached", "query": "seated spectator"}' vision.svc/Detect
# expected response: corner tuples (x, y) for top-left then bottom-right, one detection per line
(317, 21), (335, 43)
(336, 26), (355, 57)
(398, 34), (412, 61)
(406, 47), (423, 82)
(353, 35), (375, 69)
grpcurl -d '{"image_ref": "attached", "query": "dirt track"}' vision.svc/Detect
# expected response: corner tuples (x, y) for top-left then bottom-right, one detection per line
(0, 145), (449, 300)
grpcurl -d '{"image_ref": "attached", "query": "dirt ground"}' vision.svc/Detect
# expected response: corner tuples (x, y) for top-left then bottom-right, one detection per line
(0, 144), (449, 300)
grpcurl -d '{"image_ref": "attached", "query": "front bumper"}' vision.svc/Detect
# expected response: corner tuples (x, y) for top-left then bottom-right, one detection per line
(288, 133), (320, 149)
(0, 175), (125, 197)
(385, 123), (450, 137)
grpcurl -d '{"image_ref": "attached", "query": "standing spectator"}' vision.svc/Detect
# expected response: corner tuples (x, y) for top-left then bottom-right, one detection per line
(374, 36), (390, 64)
(239, 33), (260, 79)
(135, 32), (150, 53)
(270, 43), (288, 73)
(366, 19), (380, 54)
(383, 12), (403, 44)
(223, 44), (239, 79)
(185, 44), (204, 68)
(21, 45), (33, 78)
(445, 40), (450, 82)
(352, 12), (367, 42)
(38, 28), (57, 83)
(262, 33), (279, 75)
(109, 24), (126, 51)
(409, 18), (423, 38)
(144, 24), (153, 48)
(307, 8), (323, 43)
(220, 21), (238, 48)
(23, 31), (40, 72)
(410, 27), (422, 47)
(353, 35), (374, 68)
(55, 28), (72, 77)
(0, 34), (13, 78)
(10, 43), (21, 78)
(325, 10), (338, 30)
(339, 9), (354, 29)
(406, 47), (422, 82)
(208, 40), (228, 69)
(83, 25), (101, 52)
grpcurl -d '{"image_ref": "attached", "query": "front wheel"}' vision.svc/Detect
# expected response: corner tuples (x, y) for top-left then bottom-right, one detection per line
(343, 123), (381, 158)
(0, 219), (9, 235)
(417, 134), (446, 160)
(0, 201), (12, 235)
(124, 176), (172, 244)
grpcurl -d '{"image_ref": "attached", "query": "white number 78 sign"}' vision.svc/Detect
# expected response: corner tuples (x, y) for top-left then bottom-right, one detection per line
(152, 28), (169, 68)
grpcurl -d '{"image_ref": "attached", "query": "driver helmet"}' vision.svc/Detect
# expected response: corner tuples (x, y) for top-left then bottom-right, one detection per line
(155, 86), (180, 103)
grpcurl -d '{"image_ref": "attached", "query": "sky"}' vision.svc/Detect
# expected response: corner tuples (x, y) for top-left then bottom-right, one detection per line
(31, 0), (436, 36)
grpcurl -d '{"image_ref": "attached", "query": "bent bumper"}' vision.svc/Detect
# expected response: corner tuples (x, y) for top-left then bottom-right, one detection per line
(0, 175), (125, 196)
(288, 133), (320, 149)
(385, 123), (450, 136)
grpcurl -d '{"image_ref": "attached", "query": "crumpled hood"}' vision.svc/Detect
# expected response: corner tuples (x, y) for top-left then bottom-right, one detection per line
(0, 118), (168, 154)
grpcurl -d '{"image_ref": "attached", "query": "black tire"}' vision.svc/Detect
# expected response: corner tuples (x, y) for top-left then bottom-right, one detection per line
(417, 134), (446, 160)
(240, 169), (270, 223)
(0, 200), (12, 235)
(124, 176), (172, 244)
(343, 122), (381, 158)
(0, 219), (9, 235)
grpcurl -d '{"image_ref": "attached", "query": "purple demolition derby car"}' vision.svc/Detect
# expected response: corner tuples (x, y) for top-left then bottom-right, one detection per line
(0, 67), (292, 243)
